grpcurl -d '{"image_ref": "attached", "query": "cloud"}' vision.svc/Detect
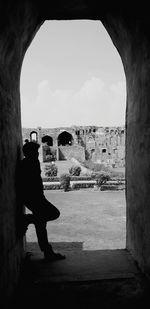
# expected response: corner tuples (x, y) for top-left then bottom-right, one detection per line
(21, 77), (126, 128)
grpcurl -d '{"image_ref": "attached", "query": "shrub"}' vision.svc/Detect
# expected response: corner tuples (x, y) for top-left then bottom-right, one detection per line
(71, 182), (94, 190)
(70, 175), (92, 181)
(60, 173), (71, 191)
(93, 172), (110, 189)
(69, 165), (81, 176)
(42, 175), (92, 182)
(43, 183), (61, 190)
(91, 172), (99, 179)
(44, 163), (58, 177)
(45, 154), (54, 162)
(42, 176), (60, 182)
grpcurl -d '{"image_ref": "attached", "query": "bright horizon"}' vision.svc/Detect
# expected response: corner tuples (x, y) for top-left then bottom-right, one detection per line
(20, 20), (126, 128)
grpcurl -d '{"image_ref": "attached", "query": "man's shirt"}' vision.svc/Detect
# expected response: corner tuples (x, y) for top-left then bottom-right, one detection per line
(19, 157), (44, 203)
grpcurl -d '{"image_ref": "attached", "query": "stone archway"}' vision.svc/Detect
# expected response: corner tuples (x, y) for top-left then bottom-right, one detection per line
(42, 135), (53, 146)
(30, 130), (38, 142)
(57, 131), (73, 146)
(42, 135), (55, 162)
(1, 1), (150, 304)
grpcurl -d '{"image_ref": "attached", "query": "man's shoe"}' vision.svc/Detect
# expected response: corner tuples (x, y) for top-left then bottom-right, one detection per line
(44, 251), (66, 262)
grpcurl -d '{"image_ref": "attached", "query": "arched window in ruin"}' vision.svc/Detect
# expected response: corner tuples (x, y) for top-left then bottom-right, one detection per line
(76, 130), (80, 136)
(58, 131), (73, 146)
(30, 131), (38, 142)
(42, 135), (53, 146)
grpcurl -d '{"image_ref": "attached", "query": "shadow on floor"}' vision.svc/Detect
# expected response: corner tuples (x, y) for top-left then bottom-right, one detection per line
(12, 242), (150, 309)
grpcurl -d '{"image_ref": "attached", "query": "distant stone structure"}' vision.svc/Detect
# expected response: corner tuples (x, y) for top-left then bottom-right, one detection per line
(22, 125), (125, 168)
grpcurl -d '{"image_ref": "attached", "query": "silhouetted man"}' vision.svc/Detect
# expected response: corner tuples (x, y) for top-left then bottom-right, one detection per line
(19, 141), (65, 261)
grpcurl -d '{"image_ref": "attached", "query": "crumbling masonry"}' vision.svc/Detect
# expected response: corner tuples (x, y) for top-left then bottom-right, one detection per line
(22, 125), (125, 167)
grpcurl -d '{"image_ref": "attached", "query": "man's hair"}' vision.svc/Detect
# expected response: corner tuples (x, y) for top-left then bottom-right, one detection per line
(23, 141), (40, 157)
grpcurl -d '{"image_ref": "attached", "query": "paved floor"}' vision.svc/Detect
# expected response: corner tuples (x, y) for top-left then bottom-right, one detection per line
(25, 242), (138, 282)
(12, 243), (150, 309)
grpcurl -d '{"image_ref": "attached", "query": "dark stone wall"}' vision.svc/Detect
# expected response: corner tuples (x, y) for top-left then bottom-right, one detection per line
(0, 1), (42, 305)
(125, 39), (150, 275)
(103, 14), (150, 275)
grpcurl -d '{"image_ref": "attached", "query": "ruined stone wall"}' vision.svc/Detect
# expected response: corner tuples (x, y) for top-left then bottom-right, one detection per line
(58, 145), (85, 161)
(22, 127), (78, 146)
(22, 126), (125, 167)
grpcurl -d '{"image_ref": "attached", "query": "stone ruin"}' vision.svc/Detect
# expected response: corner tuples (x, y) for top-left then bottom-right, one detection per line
(22, 125), (125, 168)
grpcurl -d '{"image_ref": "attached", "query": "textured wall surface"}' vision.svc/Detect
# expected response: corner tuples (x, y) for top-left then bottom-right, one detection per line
(22, 127), (125, 166)
(125, 47), (150, 274)
(0, 1), (42, 306)
(59, 145), (85, 161)
(103, 13), (150, 275)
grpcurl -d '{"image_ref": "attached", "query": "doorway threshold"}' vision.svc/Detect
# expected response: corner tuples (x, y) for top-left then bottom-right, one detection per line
(24, 242), (139, 284)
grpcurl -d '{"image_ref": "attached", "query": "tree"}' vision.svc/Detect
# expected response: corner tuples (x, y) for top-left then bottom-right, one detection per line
(94, 172), (110, 190)
(60, 173), (71, 192)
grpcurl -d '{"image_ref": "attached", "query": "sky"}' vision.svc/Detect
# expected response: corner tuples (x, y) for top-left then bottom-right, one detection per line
(20, 20), (126, 128)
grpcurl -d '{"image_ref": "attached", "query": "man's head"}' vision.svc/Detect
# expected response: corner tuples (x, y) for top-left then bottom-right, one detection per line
(23, 141), (40, 158)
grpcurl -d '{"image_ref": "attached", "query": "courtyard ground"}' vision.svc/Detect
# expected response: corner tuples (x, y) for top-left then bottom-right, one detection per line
(14, 189), (150, 309)
(26, 190), (126, 250)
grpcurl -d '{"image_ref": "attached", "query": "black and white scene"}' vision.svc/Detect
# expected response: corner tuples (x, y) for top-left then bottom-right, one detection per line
(0, 2), (150, 309)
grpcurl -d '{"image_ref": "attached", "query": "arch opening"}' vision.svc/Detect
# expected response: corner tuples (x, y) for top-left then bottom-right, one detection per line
(30, 131), (38, 142)
(57, 131), (73, 146)
(20, 20), (126, 253)
(42, 135), (53, 146)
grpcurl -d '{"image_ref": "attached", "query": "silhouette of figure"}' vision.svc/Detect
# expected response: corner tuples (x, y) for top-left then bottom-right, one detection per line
(19, 141), (65, 261)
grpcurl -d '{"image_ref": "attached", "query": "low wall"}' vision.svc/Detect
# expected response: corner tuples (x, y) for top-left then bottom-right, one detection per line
(43, 178), (125, 191)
